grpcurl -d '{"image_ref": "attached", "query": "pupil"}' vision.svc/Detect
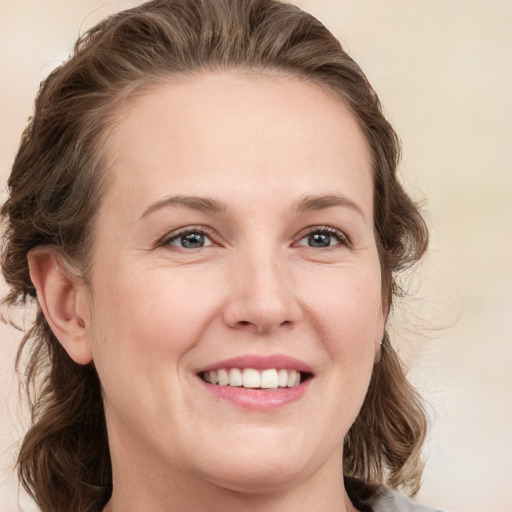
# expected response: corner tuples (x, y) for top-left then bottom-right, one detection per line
(182, 232), (204, 248)
(309, 232), (330, 247)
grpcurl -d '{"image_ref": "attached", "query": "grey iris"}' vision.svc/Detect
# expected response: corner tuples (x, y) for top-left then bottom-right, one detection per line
(181, 232), (205, 248)
(308, 232), (330, 247)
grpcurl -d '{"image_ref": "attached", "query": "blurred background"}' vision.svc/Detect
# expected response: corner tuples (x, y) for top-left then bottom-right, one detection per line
(0, 1), (510, 511)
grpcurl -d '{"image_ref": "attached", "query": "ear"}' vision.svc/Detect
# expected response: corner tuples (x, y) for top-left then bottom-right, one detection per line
(28, 248), (92, 365)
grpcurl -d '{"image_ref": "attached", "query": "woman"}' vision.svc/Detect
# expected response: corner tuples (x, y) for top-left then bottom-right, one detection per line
(1, 0), (440, 511)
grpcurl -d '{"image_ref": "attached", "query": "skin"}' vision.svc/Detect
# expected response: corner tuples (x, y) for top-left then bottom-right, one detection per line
(30, 72), (385, 512)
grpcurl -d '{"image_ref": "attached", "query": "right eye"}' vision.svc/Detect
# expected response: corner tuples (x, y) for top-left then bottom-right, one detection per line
(163, 228), (214, 249)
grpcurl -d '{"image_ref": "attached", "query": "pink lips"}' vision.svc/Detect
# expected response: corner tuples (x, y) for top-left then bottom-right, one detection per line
(198, 354), (313, 373)
(196, 354), (313, 411)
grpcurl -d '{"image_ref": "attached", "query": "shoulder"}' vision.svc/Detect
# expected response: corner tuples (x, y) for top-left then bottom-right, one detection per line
(366, 487), (444, 512)
(345, 477), (444, 512)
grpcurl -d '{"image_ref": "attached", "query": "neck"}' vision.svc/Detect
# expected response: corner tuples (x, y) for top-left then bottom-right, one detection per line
(103, 445), (357, 512)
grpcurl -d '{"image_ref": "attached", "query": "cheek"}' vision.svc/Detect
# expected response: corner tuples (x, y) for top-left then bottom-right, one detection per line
(300, 263), (383, 392)
(292, 266), (382, 444)
(301, 264), (383, 343)
(85, 268), (215, 431)
(88, 265), (219, 366)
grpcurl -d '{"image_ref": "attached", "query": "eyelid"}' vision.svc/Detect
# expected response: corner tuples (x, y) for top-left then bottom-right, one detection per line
(157, 224), (350, 249)
(293, 225), (351, 248)
(158, 225), (219, 248)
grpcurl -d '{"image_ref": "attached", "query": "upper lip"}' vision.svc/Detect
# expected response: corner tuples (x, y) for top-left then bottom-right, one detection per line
(196, 354), (313, 374)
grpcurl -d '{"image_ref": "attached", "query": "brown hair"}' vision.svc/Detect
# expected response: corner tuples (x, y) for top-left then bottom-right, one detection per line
(1, 0), (428, 510)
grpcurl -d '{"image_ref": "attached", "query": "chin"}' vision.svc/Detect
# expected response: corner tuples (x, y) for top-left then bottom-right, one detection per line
(193, 431), (319, 494)
(203, 459), (306, 495)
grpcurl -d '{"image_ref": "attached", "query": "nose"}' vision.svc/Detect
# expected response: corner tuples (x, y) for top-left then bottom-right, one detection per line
(222, 248), (303, 334)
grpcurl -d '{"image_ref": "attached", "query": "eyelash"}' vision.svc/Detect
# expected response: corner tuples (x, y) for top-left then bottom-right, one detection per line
(159, 225), (218, 249)
(159, 225), (350, 250)
(294, 226), (350, 249)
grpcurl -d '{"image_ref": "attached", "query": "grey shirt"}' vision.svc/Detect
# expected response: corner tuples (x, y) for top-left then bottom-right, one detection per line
(367, 487), (443, 512)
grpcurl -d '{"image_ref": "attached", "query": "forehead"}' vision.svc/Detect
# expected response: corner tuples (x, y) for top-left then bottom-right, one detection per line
(102, 71), (373, 217)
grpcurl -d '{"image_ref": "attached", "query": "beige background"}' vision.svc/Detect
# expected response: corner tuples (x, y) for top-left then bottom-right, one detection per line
(1, 1), (511, 511)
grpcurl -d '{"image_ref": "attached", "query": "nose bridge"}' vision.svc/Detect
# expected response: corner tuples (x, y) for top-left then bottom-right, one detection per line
(224, 239), (301, 333)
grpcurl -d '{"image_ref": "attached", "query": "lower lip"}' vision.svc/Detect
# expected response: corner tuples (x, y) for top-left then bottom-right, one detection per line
(198, 378), (311, 411)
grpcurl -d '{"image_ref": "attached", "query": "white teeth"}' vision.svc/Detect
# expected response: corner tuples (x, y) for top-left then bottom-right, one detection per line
(229, 368), (243, 387)
(287, 369), (298, 387)
(260, 369), (278, 389)
(201, 368), (306, 389)
(217, 368), (229, 386)
(242, 368), (260, 388)
(278, 369), (288, 387)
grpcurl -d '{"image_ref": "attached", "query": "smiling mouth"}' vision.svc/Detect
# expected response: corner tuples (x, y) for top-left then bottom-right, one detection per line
(199, 368), (312, 390)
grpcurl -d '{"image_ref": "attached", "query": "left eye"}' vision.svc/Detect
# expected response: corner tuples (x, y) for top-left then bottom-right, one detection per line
(165, 230), (213, 249)
(296, 229), (347, 248)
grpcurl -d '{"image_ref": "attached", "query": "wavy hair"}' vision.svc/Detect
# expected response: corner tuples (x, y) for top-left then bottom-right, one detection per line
(1, 0), (428, 510)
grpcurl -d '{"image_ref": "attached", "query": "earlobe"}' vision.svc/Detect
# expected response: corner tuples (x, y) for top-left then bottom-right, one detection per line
(28, 248), (92, 365)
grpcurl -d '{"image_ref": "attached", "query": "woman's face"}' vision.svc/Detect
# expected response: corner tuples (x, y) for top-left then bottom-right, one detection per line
(80, 72), (385, 495)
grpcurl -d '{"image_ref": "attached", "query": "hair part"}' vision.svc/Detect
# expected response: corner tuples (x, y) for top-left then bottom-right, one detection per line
(1, 1), (428, 510)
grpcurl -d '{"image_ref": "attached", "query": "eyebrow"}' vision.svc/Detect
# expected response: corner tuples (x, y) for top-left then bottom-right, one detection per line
(139, 193), (365, 220)
(295, 194), (365, 219)
(140, 195), (228, 219)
